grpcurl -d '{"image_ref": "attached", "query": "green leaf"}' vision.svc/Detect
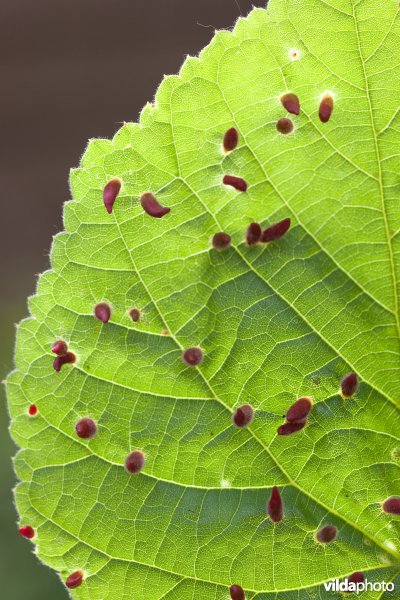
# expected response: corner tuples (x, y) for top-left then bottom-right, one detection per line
(7, 0), (400, 597)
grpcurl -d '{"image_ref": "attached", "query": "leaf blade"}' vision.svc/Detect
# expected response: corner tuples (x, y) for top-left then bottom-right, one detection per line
(8, 1), (400, 597)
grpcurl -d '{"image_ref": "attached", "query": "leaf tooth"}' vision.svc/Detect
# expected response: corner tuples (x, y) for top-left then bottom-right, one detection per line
(140, 193), (171, 218)
(319, 92), (334, 123)
(223, 175), (248, 192)
(232, 404), (254, 428)
(182, 347), (204, 367)
(212, 232), (231, 250)
(94, 302), (111, 324)
(245, 223), (262, 246)
(53, 352), (76, 372)
(267, 486), (284, 523)
(65, 570), (84, 589)
(103, 178), (122, 214)
(276, 118), (294, 134)
(316, 525), (338, 543)
(75, 418), (97, 440)
(230, 584), (245, 600)
(223, 127), (239, 152)
(125, 451), (145, 474)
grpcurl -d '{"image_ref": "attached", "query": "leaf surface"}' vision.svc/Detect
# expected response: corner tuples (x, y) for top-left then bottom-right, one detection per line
(7, 0), (400, 598)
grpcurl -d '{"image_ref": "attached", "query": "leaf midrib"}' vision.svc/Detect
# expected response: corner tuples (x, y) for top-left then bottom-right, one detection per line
(87, 14), (400, 559)
(352, 1), (400, 336)
(234, 1), (399, 322)
(100, 155), (399, 563)
(24, 500), (394, 594)
(213, 7), (400, 398)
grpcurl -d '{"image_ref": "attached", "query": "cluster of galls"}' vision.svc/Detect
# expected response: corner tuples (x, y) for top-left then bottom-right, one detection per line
(215, 90), (331, 250)
(277, 90), (334, 133)
(103, 180), (171, 218)
(101, 93), (334, 255)
(102, 123), (294, 254)
(212, 217), (292, 251)
(276, 372), (359, 436)
(51, 340), (76, 372)
(22, 97), (396, 596)
(277, 396), (313, 436)
(93, 303), (142, 324)
(216, 122), (294, 249)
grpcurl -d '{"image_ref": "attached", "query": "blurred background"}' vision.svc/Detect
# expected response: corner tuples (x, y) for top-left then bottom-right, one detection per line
(0, 1), (265, 597)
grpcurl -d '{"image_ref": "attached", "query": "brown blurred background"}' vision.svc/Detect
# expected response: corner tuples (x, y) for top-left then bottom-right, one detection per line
(0, 1), (265, 598)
